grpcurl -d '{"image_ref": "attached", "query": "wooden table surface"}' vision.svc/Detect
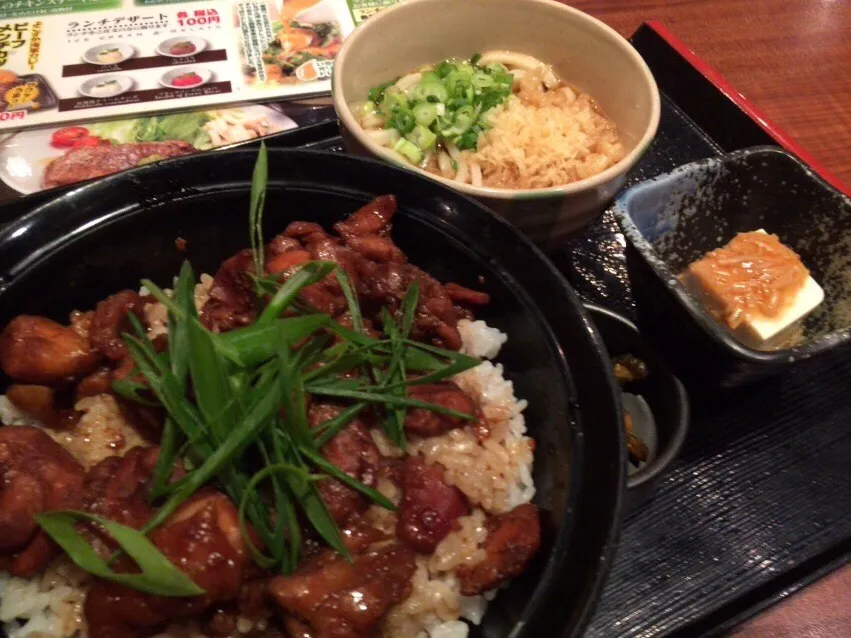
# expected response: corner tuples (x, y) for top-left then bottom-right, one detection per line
(567, 0), (851, 189)
(559, 0), (851, 635)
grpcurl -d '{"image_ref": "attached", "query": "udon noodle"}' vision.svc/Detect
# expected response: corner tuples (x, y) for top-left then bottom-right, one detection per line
(354, 50), (626, 190)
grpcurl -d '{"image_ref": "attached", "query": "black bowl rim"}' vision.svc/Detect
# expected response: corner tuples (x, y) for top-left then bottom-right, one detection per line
(584, 303), (689, 488)
(0, 147), (625, 638)
(612, 145), (851, 364)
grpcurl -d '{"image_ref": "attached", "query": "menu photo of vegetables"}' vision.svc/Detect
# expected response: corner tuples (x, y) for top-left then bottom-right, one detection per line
(0, 104), (295, 193)
(238, 0), (353, 94)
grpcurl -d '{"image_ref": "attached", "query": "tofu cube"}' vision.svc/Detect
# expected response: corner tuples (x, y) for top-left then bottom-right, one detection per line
(681, 229), (824, 349)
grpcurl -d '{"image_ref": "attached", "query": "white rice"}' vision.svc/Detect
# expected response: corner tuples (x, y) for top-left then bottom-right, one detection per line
(0, 395), (39, 427)
(142, 273), (214, 339)
(392, 319), (534, 638)
(457, 319), (507, 359)
(0, 318), (534, 638)
(0, 559), (87, 638)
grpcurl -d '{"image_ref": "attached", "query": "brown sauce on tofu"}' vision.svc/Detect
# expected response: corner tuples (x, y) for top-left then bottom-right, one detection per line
(683, 231), (809, 329)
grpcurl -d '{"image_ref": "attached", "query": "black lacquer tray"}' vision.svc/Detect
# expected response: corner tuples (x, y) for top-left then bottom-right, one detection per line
(254, 23), (851, 638)
(0, 20), (848, 638)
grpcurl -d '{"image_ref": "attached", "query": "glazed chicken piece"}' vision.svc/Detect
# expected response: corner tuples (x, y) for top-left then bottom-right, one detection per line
(357, 260), (474, 351)
(444, 282), (490, 307)
(203, 578), (274, 637)
(5, 384), (80, 430)
(308, 403), (380, 525)
(84, 492), (249, 638)
(285, 197), (487, 350)
(396, 456), (469, 553)
(343, 234), (407, 264)
(377, 456), (405, 487)
(265, 248), (312, 276)
(333, 195), (397, 238)
(83, 446), (169, 531)
(283, 616), (317, 638)
(284, 221), (327, 244)
(404, 381), (478, 438)
(332, 196), (406, 264)
(266, 233), (304, 258)
(89, 290), (147, 360)
(300, 238), (363, 316)
(201, 250), (258, 333)
(270, 224), (355, 317)
(201, 196), (488, 351)
(70, 309), (95, 342)
(457, 503), (541, 595)
(75, 366), (114, 400)
(0, 426), (85, 576)
(268, 519), (416, 638)
(0, 315), (99, 384)
(264, 230), (313, 276)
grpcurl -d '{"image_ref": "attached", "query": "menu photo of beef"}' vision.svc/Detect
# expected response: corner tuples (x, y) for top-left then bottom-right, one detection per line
(0, 104), (295, 193)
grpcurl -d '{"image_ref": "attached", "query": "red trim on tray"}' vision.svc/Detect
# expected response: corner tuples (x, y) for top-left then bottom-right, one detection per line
(646, 20), (851, 197)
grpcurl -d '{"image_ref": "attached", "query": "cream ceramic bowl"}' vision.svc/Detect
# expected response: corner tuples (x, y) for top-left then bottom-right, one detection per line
(332, 0), (660, 248)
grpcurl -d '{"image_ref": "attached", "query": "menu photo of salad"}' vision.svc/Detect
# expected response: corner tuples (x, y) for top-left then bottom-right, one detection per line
(0, 103), (295, 193)
(239, 0), (347, 89)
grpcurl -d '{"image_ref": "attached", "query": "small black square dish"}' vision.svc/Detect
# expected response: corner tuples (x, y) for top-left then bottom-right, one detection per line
(584, 304), (689, 517)
(613, 145), (851, 386)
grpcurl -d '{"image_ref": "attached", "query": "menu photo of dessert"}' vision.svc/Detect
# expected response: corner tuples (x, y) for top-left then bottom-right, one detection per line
(55, 16), (236, 114)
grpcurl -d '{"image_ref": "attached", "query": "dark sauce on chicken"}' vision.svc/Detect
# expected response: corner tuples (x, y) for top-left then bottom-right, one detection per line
(0, 195), (541, 638)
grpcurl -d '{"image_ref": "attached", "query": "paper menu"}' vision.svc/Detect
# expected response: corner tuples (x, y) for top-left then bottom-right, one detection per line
(0, 0), (361, 130)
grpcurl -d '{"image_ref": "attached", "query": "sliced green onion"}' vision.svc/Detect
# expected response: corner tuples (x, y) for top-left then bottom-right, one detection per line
(406, 124), (436, 150)
(389, 109), (416, 134)
(249, 142), (268, 280)
(455, 130), (479, 151)
(365, 55), (518, 167)
(36, 510), (204, 597)
(472, 72), (494, 89)
(393, 138), (424, 164)
(420, 70), (440, 84)
(141, 376), (284, 534)
(434, 61), (454, 78)
(410, 81), (448, 104)
(299, 446), (396, 511)
(313, 403), (367, 448)
(368, 79), (396, 103)
(379, 89), (408, 115)
(412, 102), (437, 126)
(257, 261), (336, 326)
(350, 100), (376, 119)
(442, 104), (479, 137)
(445, 70), (472, 90)
(216, 315), (331, 367)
